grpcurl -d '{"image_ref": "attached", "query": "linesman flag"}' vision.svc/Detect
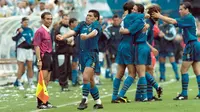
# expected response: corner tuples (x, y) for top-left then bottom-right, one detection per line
(36, 71), (49, 103)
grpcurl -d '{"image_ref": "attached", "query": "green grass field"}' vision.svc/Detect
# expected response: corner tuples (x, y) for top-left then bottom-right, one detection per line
(1, 64), (200, 112)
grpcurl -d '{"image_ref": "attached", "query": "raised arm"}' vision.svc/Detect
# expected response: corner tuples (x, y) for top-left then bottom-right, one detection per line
(152, 12), (177, 24)
(80, 29), (98, 40)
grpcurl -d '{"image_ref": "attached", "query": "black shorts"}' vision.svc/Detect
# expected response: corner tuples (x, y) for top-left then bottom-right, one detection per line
(42, 52), (53, 71)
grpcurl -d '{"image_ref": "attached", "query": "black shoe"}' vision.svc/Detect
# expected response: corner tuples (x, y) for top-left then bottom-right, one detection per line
(61, 86), (70, 92)
(77, 98), (88, 110)
(135, 98), (141, 102)
(173, 94), (188, 100)
(123, 96), (131, 102)
(111, 99), (121, 103)
(148, 96), (162, 101)
(93, 104), (103, 109)
(159, 78), (166, 82)
(194, 95), (200, 99)
(37, 104), (48, 109)
(156, 87), (163, 98)
(45, 102), (57, 108)
(176, 78), (180, 81)
(118, 96), (130, 103)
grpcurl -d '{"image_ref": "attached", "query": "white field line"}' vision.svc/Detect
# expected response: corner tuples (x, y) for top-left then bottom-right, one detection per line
(30, 75), (196, 112)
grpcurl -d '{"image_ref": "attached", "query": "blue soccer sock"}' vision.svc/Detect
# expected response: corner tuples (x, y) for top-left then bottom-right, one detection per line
(171, 62), (180, 80)
(181, 73), (189, 96)
(147, 81), (153, 99)
(72, 70), (78, 85)
(90, 86), (100, 100)
(196, 75), (200, 96)
(118, 76), (134, 97)
(137, 77), (147, 100)
(82, 83), (91, 98)
(145, 72), (159, 90)
(135, 89), (141, 100)
(112, 78), (121, 100)
(159, 62), (166, 80)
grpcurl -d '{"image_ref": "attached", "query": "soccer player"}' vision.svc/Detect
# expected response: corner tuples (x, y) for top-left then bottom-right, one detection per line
(152, 2), (200, 100)
(112, 1), (148, 103)
(158, 20), (180, 81)
(119, 3), (162, 102)
(144, 4), (163, 101)
(33, 12), (56, 109)
(68, 18), (79, 86)
(125, 3), (150, 102)
(56, 10), (103, 110)
(12, 17), (35, 90)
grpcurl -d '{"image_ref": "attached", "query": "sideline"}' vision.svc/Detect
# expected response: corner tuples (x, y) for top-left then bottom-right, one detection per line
(31, 76), (196, 112)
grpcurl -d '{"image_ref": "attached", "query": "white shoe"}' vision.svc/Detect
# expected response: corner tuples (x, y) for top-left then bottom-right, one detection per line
(18, 85), (25, 90)
(30, 84), (36, 89)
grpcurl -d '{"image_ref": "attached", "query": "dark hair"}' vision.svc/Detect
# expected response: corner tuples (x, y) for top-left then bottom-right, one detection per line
(54, 0), (59, 5)
(89, 9), (100, 21)
(21, 17), (29, 22)
(147, 4), (161, 16)
(112, 14), (119, 19)
(41, 12), (52, 19)
(123, 1), (135, 14)
(135, 4), (144, 13)
(62, 14), (69, 18)
(69, 18), (77, 25)
(180, 2), (192, 12)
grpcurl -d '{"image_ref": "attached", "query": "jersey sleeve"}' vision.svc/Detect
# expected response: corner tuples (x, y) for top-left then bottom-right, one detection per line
(30, 29), (34, 40)
(33, 31), (43, 46)
(74, 22), (83, 34)
(128, 19), (144, 35)
(92, 21), (102, 34)
(175, 17), (193, 28)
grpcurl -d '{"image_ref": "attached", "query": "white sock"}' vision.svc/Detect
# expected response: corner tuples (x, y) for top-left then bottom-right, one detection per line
(96, 99), (101, 104)
(17, 79), (23, 86)
(28, 78), (34, 85)
(82, 96), (88, 103)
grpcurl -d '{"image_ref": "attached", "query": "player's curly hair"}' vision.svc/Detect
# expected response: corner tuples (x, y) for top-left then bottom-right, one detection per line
(147, 4), (161, 21)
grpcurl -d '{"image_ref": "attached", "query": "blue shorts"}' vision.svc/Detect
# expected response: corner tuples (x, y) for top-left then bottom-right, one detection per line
(79, 51), (99, 73)
(134, 42), (151, 65)
(116, 43), (134, 65)
(182, 40), (200, 61)
(72, 55), (79, 62)
(159, 52), (175, 58)
(95, 62), (101, 73)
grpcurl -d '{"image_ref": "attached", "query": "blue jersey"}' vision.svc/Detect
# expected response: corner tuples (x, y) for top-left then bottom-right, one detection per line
(21, 27), (34, 45)
(74, 21), (102, 51)
(175, 13), (197, 44)
(116, 13), (144, 65)
(123, 13), (144, 44)
(146, 19), (155, 45)
(131, 20), (146, 43)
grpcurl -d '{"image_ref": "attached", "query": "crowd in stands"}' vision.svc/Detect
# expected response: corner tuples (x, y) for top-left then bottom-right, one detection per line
(0, 0), (82, 18)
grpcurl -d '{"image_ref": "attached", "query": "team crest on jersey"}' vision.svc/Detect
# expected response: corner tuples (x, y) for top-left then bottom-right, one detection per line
(89, 27), (92, 32)
(91, 62), (95, 68)
(112, 32), (115, 35)
(187, 54), (190, 59)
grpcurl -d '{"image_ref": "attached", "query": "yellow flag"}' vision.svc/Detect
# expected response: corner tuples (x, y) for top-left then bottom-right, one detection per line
(36, 71), (49, 103)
